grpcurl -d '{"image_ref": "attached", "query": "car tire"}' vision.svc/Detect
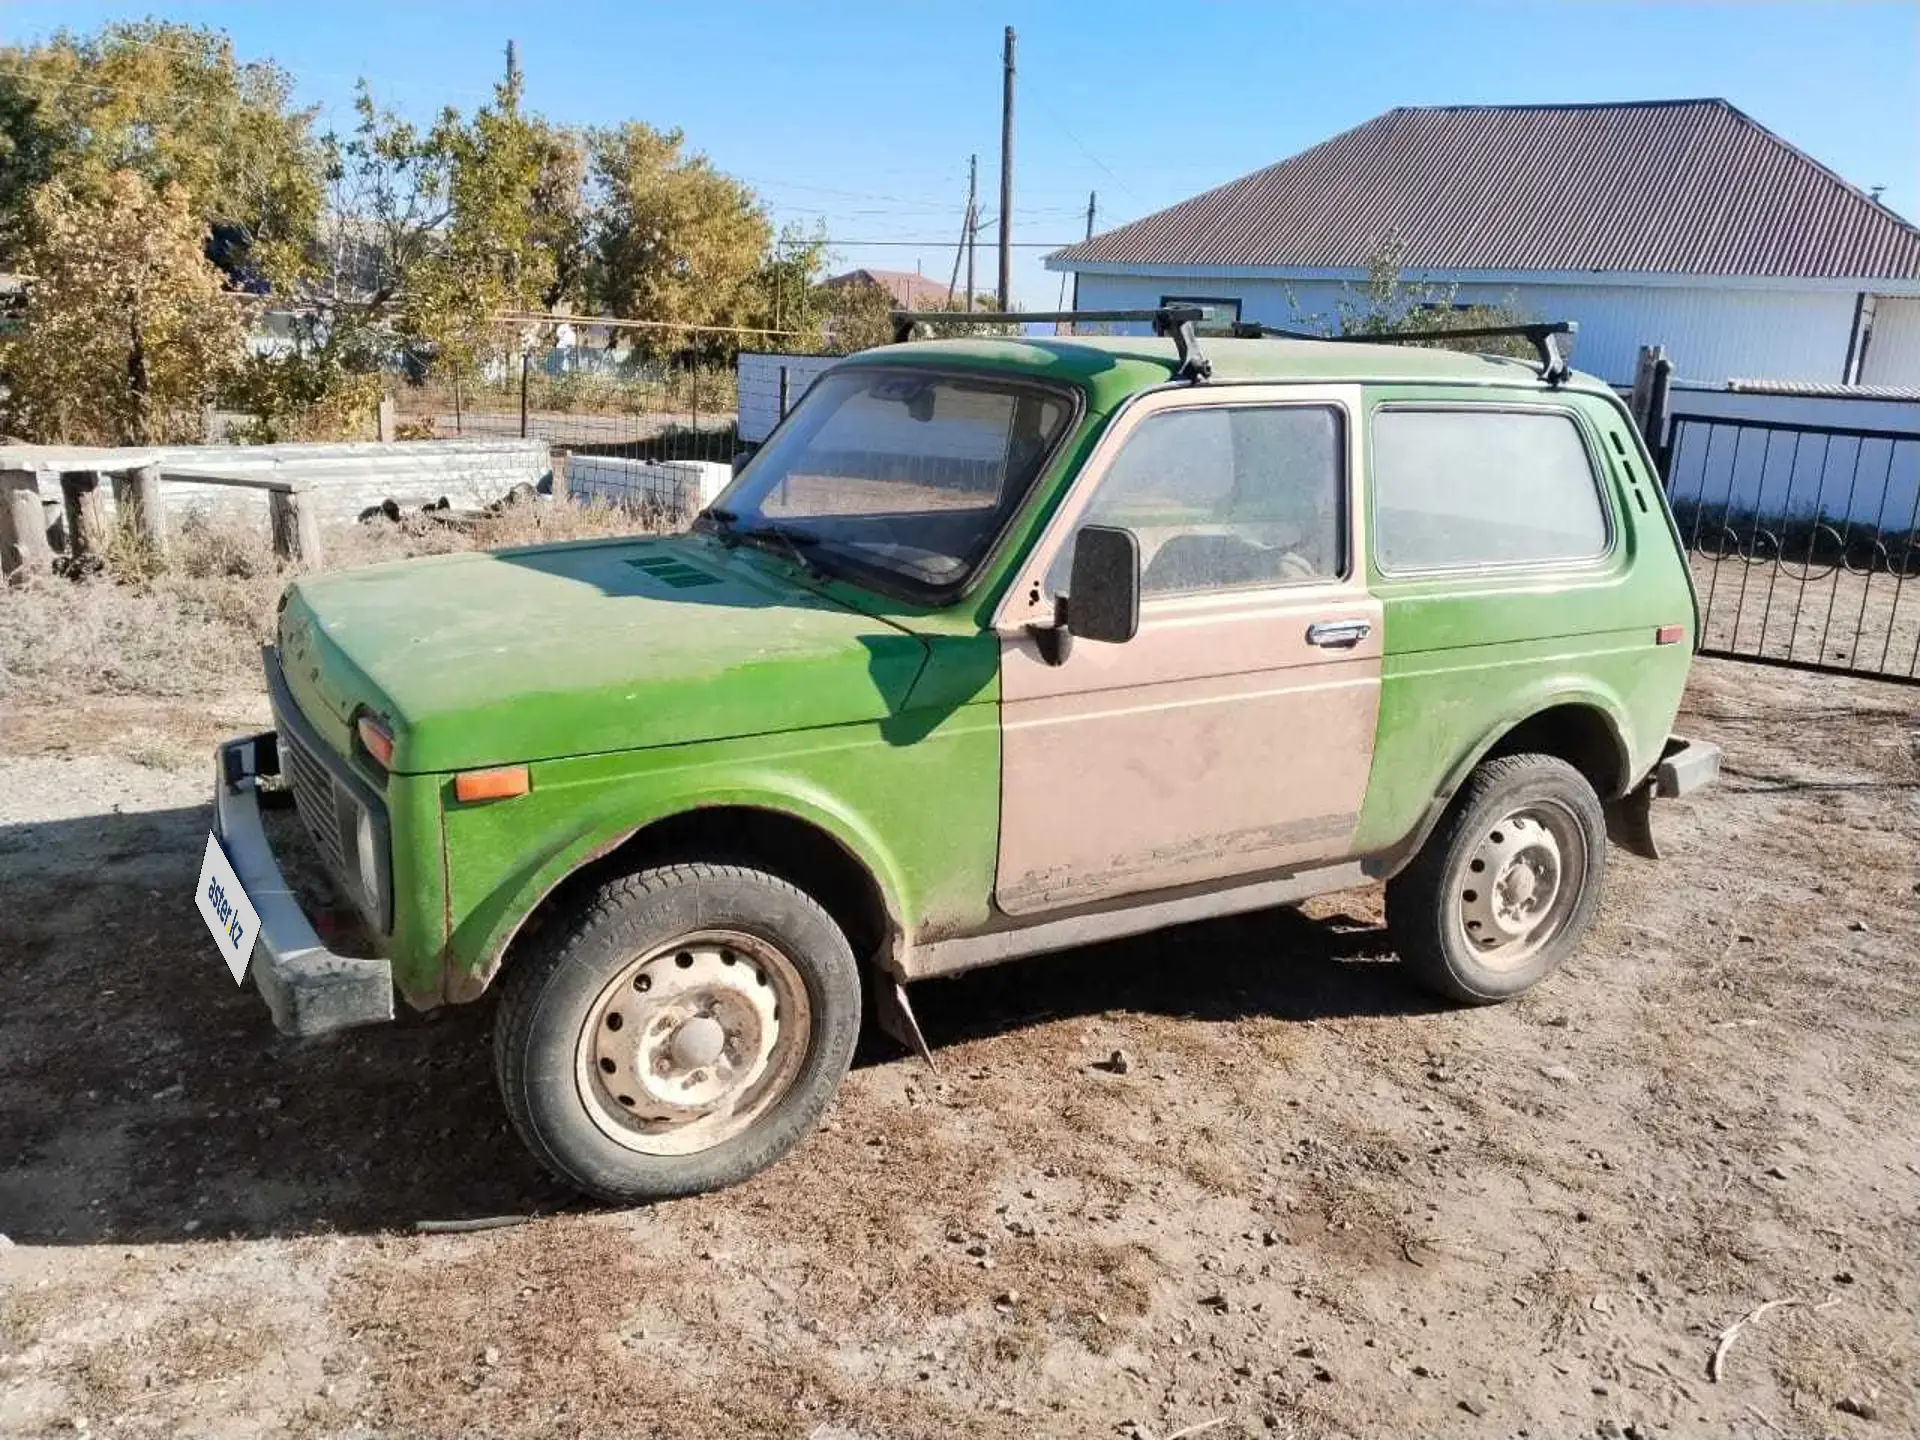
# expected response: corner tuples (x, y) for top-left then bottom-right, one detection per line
(493, 863), (861, 1204)
(1386, 753), (1608, 1005)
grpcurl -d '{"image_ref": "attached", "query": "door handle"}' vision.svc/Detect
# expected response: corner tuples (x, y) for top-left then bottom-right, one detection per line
(1306, 618), (1371, 648)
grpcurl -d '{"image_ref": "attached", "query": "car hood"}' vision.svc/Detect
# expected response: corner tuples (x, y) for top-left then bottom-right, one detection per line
(276, 534), (931, 773)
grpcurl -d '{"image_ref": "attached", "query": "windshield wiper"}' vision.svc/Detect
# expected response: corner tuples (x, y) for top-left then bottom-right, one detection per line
(696, 505), (741, 540)
(736, 522), (827, 579)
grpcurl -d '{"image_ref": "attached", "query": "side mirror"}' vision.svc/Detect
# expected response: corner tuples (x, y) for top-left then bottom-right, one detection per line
(1066, 525), (1141, 645)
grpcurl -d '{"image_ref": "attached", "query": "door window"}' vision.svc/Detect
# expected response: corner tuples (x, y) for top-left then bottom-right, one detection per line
(1053, 404), (1345, 597)
(1372, 408), (1609, 572)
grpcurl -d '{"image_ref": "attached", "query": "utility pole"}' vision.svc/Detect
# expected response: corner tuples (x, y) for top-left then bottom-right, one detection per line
(1058, 190), (1096, 318)
(948, 155), (978, 309)
(998, 26), (1015, 312)
(504, 39), (519, 91)
(966, 173), (978, 311)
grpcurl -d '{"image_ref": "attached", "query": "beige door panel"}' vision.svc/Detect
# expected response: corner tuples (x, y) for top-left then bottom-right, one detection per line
(994, 383), (1382, 917)
(998, 590), (1382, 913)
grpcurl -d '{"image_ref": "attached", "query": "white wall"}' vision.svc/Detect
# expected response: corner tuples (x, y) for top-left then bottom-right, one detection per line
(2, 439), (552, 527)
(1861, 298), (1920, 386)
(737, 353), (836, 443)
(1070, 271), (1870, 388)
(566, 455), (730, 516)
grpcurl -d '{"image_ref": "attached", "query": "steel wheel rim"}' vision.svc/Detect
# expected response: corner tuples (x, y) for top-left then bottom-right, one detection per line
(1455, 801), (1587, 972)
(574, 929), (812, 1157)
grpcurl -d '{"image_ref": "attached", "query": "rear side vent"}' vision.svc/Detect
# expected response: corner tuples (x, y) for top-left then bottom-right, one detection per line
(624, 555), (721, 589)
(1609, 431), (1653, 515)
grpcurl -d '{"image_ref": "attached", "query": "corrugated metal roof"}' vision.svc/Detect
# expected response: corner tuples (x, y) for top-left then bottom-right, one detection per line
(1050, 100), (1920, 280)
(1721, 378), (1920, 400)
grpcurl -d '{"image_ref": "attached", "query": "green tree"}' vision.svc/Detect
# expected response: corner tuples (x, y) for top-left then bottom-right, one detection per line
(1, 172), (244, 444)
(1293, 238), (1532, 357)
(0, 21), (323, 283)
(585, 123), (771, 351)
(232, 73), (589, 438)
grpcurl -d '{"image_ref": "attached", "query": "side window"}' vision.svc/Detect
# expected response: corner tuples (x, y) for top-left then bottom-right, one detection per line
(1054, 405), (1345, 598)
(1372, 408), (1609, 572)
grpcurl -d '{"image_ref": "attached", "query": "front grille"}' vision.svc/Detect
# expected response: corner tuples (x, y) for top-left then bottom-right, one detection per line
(264, 646), (393, 935)
(280, 723), (347, 880)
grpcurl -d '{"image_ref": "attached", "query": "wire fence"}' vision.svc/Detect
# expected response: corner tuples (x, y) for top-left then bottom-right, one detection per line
(392, 321), (835, 470)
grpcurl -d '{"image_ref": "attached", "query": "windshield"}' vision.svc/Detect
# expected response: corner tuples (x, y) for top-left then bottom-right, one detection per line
(709, 367), (1073, 598)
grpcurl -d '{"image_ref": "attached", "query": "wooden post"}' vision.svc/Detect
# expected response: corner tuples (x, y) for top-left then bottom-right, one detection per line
(550, 449), (570, 503)
(268, 487), (323, 568)
(0, 469), (54, 577)
(59, 470), (110, 565)
(377, 396), (397, 443)
(111, 466), (168, 558)
(1629, 344), (1666, 439)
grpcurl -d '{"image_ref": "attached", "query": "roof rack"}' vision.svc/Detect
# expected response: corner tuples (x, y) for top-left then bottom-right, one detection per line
(1229, 318), (1580, 386)
(888, 308), (1578, 387)
(890, 307), (1212, 382)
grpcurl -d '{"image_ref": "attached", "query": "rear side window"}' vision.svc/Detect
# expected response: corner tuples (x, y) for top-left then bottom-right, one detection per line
(1372, 408), (1609, 572)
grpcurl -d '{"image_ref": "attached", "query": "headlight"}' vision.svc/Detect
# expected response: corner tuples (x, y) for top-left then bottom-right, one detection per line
(354, 805), (382, 916)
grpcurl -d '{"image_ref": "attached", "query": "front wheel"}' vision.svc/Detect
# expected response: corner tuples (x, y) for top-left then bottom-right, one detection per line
(1386, 754), (1607, 1004)
(493, 863), (861, 1204)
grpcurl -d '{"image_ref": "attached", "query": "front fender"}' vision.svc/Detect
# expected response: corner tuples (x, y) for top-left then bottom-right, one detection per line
(436, 750), (921, 1006)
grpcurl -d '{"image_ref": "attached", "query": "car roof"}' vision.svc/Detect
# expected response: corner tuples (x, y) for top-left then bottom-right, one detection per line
(838, 333), (1613, 407)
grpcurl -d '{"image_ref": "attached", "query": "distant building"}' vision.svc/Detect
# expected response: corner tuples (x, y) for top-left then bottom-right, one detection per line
(824, 267), (957, 311)
(1046, 99), (1920, 386)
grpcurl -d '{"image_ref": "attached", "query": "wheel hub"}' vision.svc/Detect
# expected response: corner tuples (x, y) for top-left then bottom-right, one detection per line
(1461, 813), (1564, 948)
(585, 941), (787, 1129)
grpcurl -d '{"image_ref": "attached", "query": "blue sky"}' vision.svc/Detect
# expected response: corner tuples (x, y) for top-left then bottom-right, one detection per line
(5, 0), (1916, 308)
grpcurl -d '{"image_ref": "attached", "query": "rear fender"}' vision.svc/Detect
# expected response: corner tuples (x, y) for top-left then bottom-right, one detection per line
(1366, 682), (1637, 879)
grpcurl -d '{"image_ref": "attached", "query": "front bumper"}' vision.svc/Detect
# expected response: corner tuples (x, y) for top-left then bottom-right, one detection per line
(215, 732), (396, 1037)
(1605, 734), (1722, 860)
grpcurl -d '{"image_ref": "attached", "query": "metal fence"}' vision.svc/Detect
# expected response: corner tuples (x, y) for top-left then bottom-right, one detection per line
(1661, 411), (1920, 683)
(393, 322), (833, 468)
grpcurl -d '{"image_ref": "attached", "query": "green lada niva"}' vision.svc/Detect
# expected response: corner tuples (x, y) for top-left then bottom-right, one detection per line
(206, 310), (1718, 1203)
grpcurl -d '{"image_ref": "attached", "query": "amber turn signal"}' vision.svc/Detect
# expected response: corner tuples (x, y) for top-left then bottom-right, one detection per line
(356, 714), (396, 768)
(454, 766), (531, 803)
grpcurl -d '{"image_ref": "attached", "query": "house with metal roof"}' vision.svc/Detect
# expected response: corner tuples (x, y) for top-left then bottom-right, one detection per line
(1045, 100), (1920, 388)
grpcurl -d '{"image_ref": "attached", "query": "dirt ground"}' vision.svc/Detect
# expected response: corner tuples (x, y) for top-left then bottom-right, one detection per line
(0, 657), (1915, 1440)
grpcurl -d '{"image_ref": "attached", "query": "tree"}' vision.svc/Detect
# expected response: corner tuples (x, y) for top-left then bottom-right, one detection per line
(1294, 238), (1532, 357)
(229, 72), (590, 439)
(0, 173), (244, 444)
(0, 21), (323, 283)
(584, 123), (771, 350)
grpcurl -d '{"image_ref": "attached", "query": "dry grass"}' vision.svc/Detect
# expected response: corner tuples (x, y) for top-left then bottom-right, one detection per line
(0, 498), (662, 708)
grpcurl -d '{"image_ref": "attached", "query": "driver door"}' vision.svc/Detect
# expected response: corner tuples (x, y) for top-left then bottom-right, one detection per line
(993, 384), (1382, 915)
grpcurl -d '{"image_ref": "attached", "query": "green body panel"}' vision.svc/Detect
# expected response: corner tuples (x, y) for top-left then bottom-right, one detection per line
(261, 333), (1696, 1011)
(278, 535), (930, 773)
(383, 771), (451, 998)
(1349, 385), (1697, 854)
(429, 632), (1002, 1002)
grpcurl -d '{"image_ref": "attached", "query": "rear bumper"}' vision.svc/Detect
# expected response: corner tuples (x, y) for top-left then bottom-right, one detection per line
(214, 732), (396, 1037)
(1653, 734), (1721, 797)
(1605, 734), (1721, 860)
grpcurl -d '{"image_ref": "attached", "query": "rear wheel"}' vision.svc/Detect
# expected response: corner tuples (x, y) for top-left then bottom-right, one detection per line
(493, 863), (861, 1203)
(1386, 754), (1607, 1004)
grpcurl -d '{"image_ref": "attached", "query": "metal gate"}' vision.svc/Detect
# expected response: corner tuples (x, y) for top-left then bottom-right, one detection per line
(1660, 412), (1920, 684)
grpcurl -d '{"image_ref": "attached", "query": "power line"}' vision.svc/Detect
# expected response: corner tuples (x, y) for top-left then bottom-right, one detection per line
(1027, 89), (1147, 211)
